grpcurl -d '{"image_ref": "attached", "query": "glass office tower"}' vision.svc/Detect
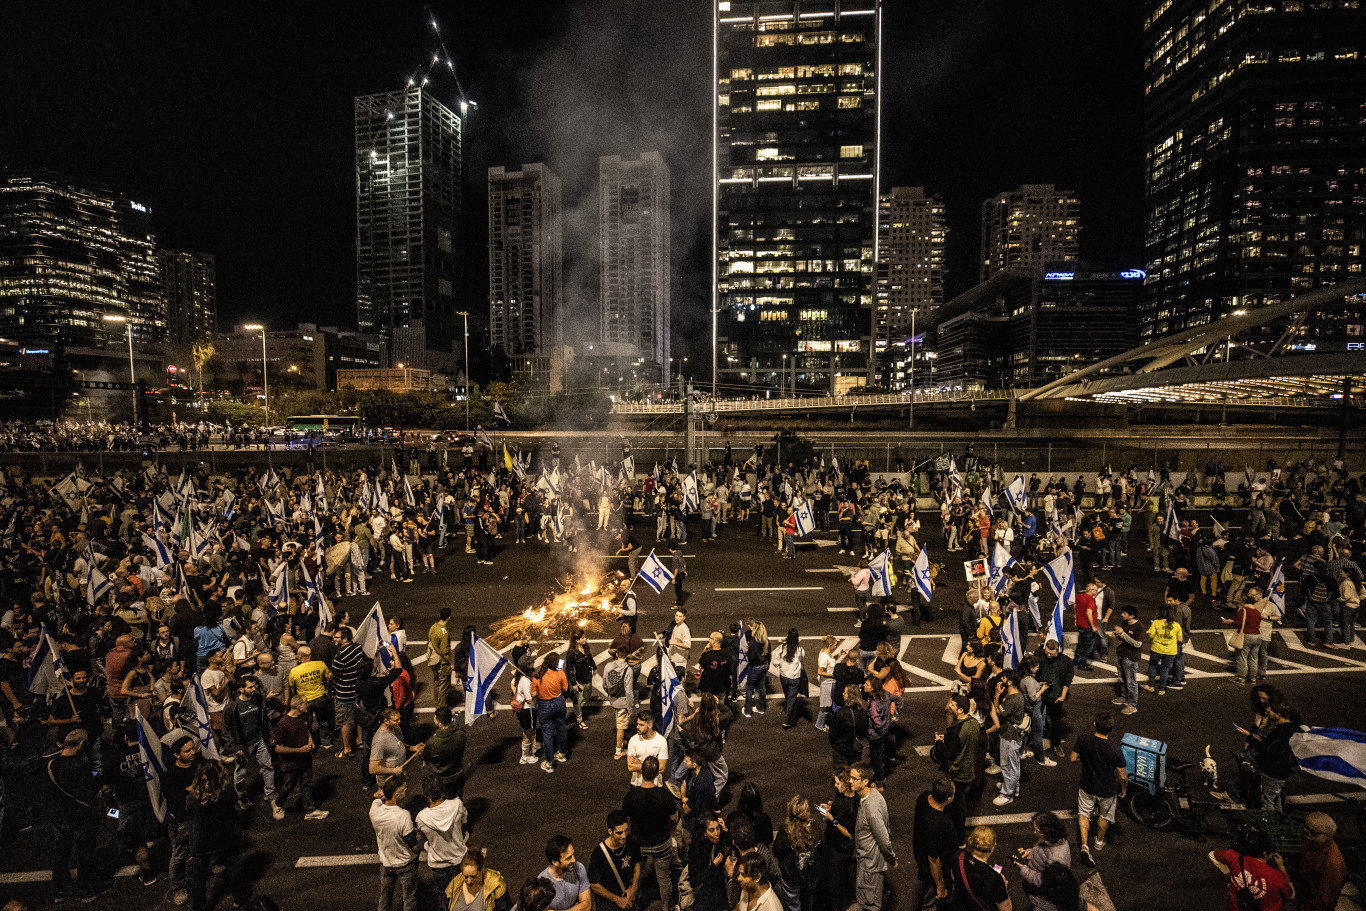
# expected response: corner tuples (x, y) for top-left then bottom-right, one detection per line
(714, 0), (881, 395)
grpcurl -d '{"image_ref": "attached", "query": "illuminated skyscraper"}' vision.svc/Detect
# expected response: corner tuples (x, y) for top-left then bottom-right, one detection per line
(355, 86), (463, 354)
(488, 164), (563, 359)
(875, 186), (946, 329)
(1141, 0), (1366, 344)
(714, 0), (881, 395)
(0, 170), (163, 346)
(600, 152), (671, 378)
(158, 250), (217, 344)
(979, 184), (1080, 283)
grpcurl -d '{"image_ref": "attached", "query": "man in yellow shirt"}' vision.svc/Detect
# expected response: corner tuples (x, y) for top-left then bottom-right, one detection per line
(288, 645), (333, 749)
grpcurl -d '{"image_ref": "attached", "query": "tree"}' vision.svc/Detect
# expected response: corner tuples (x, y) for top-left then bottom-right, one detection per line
(191, 340), (215, 397)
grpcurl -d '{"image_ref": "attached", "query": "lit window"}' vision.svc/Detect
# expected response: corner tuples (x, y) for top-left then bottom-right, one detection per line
(840, 145), (863, 158)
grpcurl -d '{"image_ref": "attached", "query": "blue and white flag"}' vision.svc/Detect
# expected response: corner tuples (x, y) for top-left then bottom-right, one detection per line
(27, 623), (71, 697)
(682, 472), (699, 512)
(313, 516), (326, 568)
(375, 480), (389, 515)
(314, 473), (327, 513)
(979, 482), (993, 517)
(221, 488), (236, 521)
(736, 626), (750, 683)
(355, 601), (393, 668)
(151, 497), (170, 531)
(403, 474), (415, 507)
(492, 400), (511, 425)
(948, 459), (963, 499)
(260, 467), (279, 492)
(466, 632), (508, 726)
(657, 643), (682, 735)
(189, 675), (222, 760)
(1041, 551), (1076, 606)
(143, 531), (173, 567)
(1163, 500), (1181, 541)
(86, 562), (113, 608)
(300, 562), (334, 631)
(536, 467), (561, 498)
(268, 563), (289, 612)
(913, 547), (934, 603)
(794, 499), (815, 537)
(620, 455), (635, 485)
(1268, 561), (1286, 618)
(637, 550), (675, 594)
(1000, 608), (1023, 670)
(1048, 601), (1066, 646)
(135, 705), (169, 822)
(868, 549), (894, 598)
(990, 544), (1017, 598)
(1291, 727), (1366, 790)
(1005, 475), (1028, 513)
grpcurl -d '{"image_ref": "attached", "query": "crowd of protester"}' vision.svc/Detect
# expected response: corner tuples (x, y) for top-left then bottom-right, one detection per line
(0, 436), (1359, 910)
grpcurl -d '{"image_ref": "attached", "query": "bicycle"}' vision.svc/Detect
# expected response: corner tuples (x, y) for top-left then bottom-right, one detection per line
(1123, 746), (1251, 838)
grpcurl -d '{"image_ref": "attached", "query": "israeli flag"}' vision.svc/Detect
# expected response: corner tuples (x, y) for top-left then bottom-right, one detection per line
(86, 562), (113, 608)
(268, 563), (289, 612)
(537, 467), (561, 497)
(736, 626), (750, 683)
(189, 676), (222, 760)
(1290, 727), (1366, 789)
(135, 705), (169, 822)
(260, 467), (279, 492)
(1000, 608), (1023, 670)
(980, 482), (993, 517)
(1041, 551), (1076, 606)
(868, 549), (894, 598)
(621, 455), (635, 484)
(1267, 561), (1286, 618)
(948, 459), (963, 498)
(375, 481), (389, 514)
(682, 472), (699, 512)
(313, 516), (326, 568)
(638, 549), (675, 594)
(221, 487), (236, 521)
(657, 643), (683, 735)
(1163, 500), (1181, 541)
(152, 497), (170, 530)
(466, 632), (508, 725)
(143, 532), (173, 567)
(990, 544), (1017, 598)
(1006, 475), (1028, 512)
(27, 623), (71, 697)
(355, 601), (393, 668)
(794, 499), (815, 537)
(1048, 601), (1066, 646)
(300, 563), (334, 631)
(403, 474), (416, 507)
(913, 547), (934, 603)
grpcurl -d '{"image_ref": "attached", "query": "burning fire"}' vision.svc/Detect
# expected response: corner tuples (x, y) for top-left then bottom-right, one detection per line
(487, 569), (633, 649)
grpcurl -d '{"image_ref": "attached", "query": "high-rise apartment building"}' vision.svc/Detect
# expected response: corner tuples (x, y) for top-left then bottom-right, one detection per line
(979, 184), (1080, 283)
(158, 250), (217, 344)
(600, 153), (671, 378)
(355, 86), (463, 356)
(0, 170), (164, 347)
(714, 0), (881, 395)
(488, 164), (563, 359)
(1141, 0), (1366, 345)
(875, 186), (946, 331)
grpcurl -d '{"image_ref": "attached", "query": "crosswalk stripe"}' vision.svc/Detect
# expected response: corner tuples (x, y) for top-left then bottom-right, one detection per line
(714, 586), (826, 592)
(1277, 631), (1366, 667)
(296, 854), (380, 867)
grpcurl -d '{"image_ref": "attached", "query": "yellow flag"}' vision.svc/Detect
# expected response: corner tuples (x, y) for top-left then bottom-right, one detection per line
(503, 444), (514, 471)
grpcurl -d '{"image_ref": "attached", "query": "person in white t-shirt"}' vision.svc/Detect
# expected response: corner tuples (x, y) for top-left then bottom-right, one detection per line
(199, 651), (230, 743)
(414, 771), (468, 900)
(370, 776), (419, 911)
(625, 711), (669, 786)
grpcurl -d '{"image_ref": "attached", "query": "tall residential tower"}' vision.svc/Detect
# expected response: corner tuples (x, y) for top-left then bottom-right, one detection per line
(714, 0), (881, 395)
(487, 164), (563, 361)
(875, 186), (946, 331)
(1141, 0), (1366, 345)
(355, 86), (464, 357)
(979, 184), (1080, 283)
(157, 250), (217, 344)
(600, 152), (671, 379)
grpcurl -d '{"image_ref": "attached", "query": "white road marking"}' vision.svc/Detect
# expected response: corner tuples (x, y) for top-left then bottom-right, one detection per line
(714, 586), (825, 592)
(0, 865), (139, 884)
(827, 606), (857, 612)
(805, 568), (845, 573)
(967, 810), (1077, 826)
(1277, 631), (1366, 667)
(296, 854), (380, 867)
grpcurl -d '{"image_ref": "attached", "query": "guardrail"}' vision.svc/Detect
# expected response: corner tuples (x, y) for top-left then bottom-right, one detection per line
(613, 388), (1016, 415)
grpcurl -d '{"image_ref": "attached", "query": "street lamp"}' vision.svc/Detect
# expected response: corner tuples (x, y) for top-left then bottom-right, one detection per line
(456, 311), (470, 430)
(101, 314), (136, 425)
(243, 324), (269, 426)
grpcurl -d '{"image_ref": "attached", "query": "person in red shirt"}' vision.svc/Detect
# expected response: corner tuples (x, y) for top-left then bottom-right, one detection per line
(1226, 593), (1264, 684)
(1073, 584), (1101, 671)
(1208, 825), (1293, 911)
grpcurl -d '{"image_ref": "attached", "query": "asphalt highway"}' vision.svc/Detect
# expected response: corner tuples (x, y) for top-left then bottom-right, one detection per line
(4, 518), (1364, 911)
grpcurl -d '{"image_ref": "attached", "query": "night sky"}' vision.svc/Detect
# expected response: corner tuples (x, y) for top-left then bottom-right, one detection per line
(1, 1), (1143, 360)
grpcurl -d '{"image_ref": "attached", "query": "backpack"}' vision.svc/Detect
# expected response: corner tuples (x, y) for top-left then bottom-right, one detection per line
(604, 665), (627, 699)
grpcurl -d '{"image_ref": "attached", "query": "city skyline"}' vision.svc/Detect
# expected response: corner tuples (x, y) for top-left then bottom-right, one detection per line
(0, 2), (1143, 368)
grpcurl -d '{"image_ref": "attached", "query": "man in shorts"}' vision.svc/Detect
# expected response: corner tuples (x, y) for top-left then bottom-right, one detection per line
(602, 648), (635, 761)
(1070, 711), (1128, 867)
